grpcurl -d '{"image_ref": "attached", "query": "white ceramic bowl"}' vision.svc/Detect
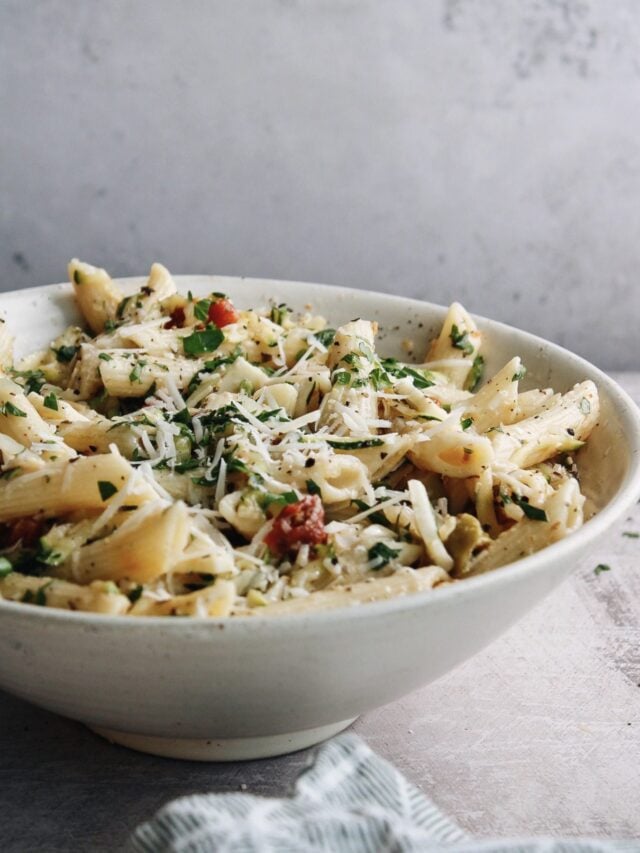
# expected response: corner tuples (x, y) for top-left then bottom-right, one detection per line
(1, 276), (639, 761)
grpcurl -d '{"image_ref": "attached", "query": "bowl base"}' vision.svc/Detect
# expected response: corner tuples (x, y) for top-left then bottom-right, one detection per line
(88, 718), (356, 761)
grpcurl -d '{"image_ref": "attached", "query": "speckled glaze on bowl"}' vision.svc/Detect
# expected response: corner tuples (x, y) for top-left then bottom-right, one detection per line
(0, 276), (639, 761)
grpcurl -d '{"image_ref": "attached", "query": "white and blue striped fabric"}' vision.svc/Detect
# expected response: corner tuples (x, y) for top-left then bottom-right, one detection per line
(128, 734), (638, 852)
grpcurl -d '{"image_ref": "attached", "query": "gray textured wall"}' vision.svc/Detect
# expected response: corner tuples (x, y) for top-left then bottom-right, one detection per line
(1, 0), (639, 369)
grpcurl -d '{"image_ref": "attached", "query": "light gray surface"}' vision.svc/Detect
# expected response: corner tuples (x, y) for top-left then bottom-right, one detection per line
(2, 1), (640, 370)
(0, 376), (638, 852)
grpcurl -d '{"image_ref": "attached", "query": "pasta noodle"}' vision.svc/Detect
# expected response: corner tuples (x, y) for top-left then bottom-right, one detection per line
(0, 261), (600, 617)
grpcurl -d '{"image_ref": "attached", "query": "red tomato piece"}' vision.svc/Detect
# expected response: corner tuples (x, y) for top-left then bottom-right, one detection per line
(264, 495), (328, 557)
(208, 298), (239, 327)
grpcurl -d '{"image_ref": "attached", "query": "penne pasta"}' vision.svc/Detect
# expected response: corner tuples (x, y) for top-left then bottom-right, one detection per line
(0, 258), (599, 617)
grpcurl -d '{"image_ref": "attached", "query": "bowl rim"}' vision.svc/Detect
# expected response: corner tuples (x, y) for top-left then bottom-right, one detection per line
(1, 274), (639, 631)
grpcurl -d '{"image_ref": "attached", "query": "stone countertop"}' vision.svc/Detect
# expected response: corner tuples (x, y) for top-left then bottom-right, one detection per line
(1, 374), (638, 852)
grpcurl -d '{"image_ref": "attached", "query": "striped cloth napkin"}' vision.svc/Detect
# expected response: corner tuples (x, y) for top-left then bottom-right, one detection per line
(128, 733), (637, 852)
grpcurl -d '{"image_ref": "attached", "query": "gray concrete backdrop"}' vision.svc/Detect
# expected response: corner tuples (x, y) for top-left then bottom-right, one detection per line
(1, 0), (639, 369)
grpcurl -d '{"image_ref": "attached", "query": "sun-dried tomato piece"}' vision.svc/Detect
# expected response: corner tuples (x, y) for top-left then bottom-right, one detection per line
(164, 306), (186, 329)
(264, 495), (328, 557)
(1, 517), (46, 548)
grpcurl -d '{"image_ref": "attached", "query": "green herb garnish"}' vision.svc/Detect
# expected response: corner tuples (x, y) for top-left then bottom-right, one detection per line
(313, 328), (336, 347)
(194, 299), (212, 322)
(512, 366), (527, 382)
(183, 325), (224, 357)
(0, 401), (27, 418)
(11, 369), (46, 394)
(306, 479), (321, 496)
(127, 585), (144, 604)
(116, 295), (132, 319)
(128, 360), (147, 383)
(172, 408), (192, 426)
(465, 355), (485, 392)
(379, 358), (435, 389)
(512, 494), (548, 522)
(98, 480), (118, 501)
(53, 345), (79, 363)
(368, 541), (401, 570)
(334, 370), (351, 386)
(34, 581), (53, 607)
(43, 392), (58, 411)
(449, 324), (474, 356)
(594, 563), (611, 575)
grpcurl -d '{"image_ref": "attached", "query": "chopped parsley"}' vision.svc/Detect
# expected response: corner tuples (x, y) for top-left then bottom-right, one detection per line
(11, 369), (46, 394)
(171, 408), (192, 426)
(22, 581), (53, 606)
(116, 295), (132, 319)
(594, 563), (611, 575)
(511, 493), (548, 522)
(449, 324), (474, 356)
(128, 360), (147, 383)
(98, 352), (113, 362)
(43, 392), (59, 411)
(34, 581), (53, 606)
(53, 344), (79, 363)
(623, 532), (639, 539)
(257, 408), (288, 423)
(127, 585), (144, 604)
(465, 355), (485, 392)
(194, 299), (212, 322)
(379, 359), (435, 389)
(512, 366), (527, 382)
(0, 401), (27, 418)
(183, 325), (224, 356)
(352, 499), (387, 525)
(98, 480), (118, 501)
(368, 541), (401, 570)
(204, 352), (240, 373)
(313, 328), (336, 347)
(306, 479), (321, 496)
(461, 416), (473, 431)
(333, 370), (351, 386)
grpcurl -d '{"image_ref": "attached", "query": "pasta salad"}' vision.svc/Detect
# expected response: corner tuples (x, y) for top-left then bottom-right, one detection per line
(0, 261), (599, 617)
